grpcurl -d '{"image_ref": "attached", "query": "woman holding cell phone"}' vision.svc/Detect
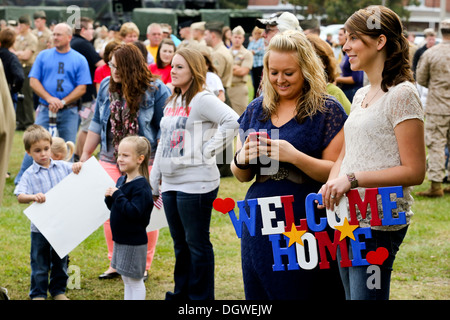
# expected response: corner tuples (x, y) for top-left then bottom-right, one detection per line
(230, 30), (348, 300)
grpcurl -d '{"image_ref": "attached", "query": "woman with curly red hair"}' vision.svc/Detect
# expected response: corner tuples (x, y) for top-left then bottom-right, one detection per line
(81, 43), (171, 280)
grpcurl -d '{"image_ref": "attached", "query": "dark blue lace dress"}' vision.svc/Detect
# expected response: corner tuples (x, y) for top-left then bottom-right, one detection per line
(237, 96), (347, 300)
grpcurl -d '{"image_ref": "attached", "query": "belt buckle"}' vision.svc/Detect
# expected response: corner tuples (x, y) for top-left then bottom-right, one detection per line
(270, 167), (289, 181)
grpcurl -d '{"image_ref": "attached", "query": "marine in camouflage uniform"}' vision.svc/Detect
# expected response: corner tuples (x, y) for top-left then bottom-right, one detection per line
(416, 19), (450, 197)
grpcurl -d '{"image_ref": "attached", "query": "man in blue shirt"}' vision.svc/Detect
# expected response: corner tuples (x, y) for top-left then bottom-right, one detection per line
(15, 23), (91, 184)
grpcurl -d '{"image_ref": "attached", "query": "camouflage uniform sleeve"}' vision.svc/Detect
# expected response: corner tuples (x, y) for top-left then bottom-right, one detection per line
(416, 50), (430, 88)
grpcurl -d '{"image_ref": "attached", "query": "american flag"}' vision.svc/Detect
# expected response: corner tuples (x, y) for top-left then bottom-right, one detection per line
(153, 190), (163, 209)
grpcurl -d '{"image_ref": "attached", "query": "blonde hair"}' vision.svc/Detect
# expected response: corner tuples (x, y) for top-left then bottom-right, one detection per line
(120, 136), (151, 182)
(23, 124), (52, 151)
(252, 26), (263, 35)
(120, 22), (140, 38)
(262, 30), (327, 123)
(51, 137), (75, 161)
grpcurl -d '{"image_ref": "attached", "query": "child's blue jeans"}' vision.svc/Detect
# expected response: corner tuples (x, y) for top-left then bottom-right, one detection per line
(30, 232), (68, 299)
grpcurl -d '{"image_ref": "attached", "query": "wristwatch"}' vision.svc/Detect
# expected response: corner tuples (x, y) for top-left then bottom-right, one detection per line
(346, 172), (358, 189)
(61, 99), (66, 106)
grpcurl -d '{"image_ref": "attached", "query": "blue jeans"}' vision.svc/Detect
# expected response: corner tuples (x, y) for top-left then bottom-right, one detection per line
(162, 188), (218, 300)
(30, 232), (68, 299)
(337, 227), (408, 300)
(15, 105), (78, 184)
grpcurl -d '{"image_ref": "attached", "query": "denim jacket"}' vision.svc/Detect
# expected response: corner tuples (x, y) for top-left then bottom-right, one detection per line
(89, 76), (170, 156)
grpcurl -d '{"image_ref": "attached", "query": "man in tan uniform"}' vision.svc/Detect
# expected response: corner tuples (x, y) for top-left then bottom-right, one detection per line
(416, 19), (450, 197)
(32, 11), (52, 53)
(191, 21), (208, 51)
(32, 11), (52, 110)
(178, 21), (208, 52)
(228, 26), (253, 115)
(0, 59), (14, 300)
(0, 59), (15, 205)
(204, 21), (233, 99)
(13, 15), (38, 130)
(177, 20), (192, 49)
(204, 21), (234, 176)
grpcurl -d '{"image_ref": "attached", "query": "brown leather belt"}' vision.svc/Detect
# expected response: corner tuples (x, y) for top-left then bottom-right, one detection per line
(255, 166), (308, 184)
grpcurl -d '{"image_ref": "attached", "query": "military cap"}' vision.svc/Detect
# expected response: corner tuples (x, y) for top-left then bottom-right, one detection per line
(33, 11), (46, 20)
(440, 19), (450, 30)
(18, 15), (31, 25)
(232, 26), (245, 35)
(205, 21), (224, 33)
(179, 20), (193, 30)
(191, 21), (205, 31)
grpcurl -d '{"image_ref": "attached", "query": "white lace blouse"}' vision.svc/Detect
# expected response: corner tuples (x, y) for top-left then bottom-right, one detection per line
(339, 81), (424, 231)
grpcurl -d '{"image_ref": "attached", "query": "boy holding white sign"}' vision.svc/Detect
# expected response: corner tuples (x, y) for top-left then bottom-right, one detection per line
(14, 124), (82, 300)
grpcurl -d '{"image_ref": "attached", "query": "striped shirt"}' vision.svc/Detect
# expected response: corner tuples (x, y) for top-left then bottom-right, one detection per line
(14, 159), (73, 232)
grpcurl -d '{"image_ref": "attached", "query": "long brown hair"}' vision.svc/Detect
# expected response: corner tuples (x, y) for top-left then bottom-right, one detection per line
(156, 38), (176, 69)
(344, 5), (414, 92)
(306, 34), (339, 83)
(109, 44), (155, 113)
(166, 47), (206, 114)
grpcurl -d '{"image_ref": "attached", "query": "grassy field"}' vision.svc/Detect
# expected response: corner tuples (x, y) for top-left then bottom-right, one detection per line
(0, 130), (449, 300)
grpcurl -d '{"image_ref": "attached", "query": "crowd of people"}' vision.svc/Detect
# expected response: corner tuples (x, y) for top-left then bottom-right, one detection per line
(0, 5), (449, 301)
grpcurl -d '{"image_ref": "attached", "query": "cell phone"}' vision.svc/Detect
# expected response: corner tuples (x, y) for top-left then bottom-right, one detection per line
(249, 131), (270, 141)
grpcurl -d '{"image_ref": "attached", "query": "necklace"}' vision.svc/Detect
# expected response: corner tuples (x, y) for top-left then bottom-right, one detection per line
(364, 87), (382, 108)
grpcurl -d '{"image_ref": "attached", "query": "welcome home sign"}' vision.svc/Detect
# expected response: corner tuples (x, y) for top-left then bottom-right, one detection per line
(213, 186), (407, 271)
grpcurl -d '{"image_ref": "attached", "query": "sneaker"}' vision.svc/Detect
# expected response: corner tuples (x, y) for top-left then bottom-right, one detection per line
(53, 294), (69, 300)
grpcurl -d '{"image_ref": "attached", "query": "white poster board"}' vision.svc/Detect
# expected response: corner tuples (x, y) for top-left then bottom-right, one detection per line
(147, 205), (168, 232)
(24, 157), (115, 258)
(24, 157), (168, 258)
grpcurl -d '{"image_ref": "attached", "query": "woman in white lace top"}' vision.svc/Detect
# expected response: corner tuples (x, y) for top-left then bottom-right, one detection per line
(319, 6), (426, 300)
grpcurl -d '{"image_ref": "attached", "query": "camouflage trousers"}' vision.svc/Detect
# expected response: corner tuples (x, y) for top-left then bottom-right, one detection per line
(425, 114), (450, 182)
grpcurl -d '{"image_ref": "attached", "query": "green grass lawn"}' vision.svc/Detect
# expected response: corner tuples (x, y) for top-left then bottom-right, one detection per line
(1, 130), (449, 300)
